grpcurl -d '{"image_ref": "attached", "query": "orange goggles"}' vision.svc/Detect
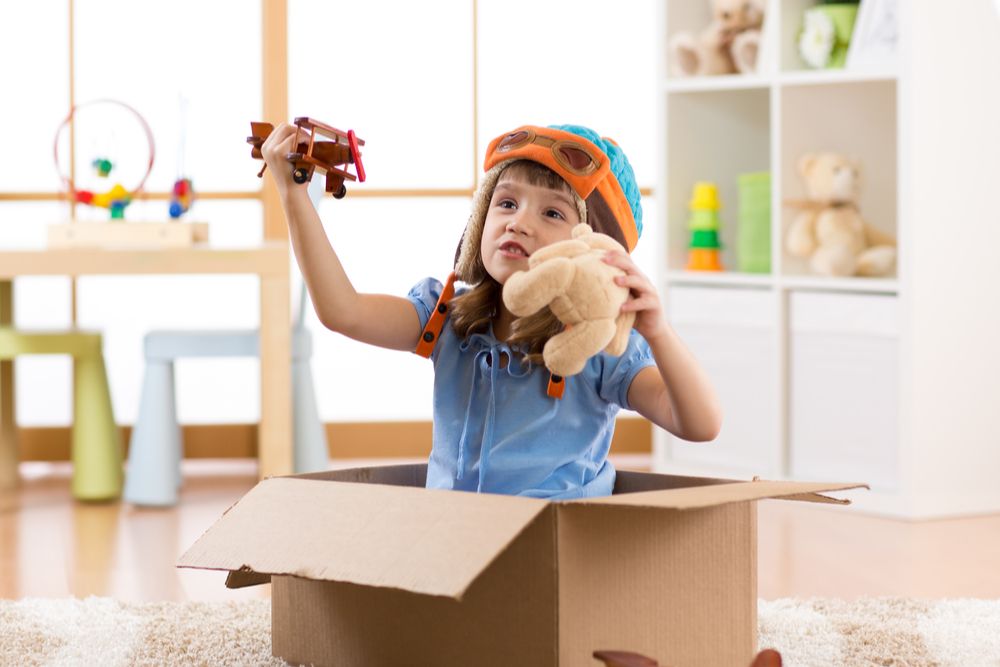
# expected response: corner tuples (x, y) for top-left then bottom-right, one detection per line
(483, 126), (638, 252)
(496, 128), (601, 176)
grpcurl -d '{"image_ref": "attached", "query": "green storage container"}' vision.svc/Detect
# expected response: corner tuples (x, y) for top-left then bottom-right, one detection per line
(737, 172), (771, 274)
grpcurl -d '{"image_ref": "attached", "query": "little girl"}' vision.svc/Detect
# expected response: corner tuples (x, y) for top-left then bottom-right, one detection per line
(261, 123), (721, 499)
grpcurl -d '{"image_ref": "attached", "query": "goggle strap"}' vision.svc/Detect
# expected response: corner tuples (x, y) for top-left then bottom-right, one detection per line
(415, 271), (457, 358)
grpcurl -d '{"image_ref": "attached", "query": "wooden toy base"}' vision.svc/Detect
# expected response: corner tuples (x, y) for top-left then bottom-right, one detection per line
(48, 222), (209, 249)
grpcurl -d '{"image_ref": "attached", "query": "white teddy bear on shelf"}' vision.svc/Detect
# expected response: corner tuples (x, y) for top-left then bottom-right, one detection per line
(669, 0), (766, 76)
(784, 152), (897, 278)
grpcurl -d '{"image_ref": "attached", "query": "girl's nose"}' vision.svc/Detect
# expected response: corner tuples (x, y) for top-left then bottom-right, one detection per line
(506, 217), (526, 234)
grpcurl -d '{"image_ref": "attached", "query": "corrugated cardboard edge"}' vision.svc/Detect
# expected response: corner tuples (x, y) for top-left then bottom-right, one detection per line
(565, 479), (870, 511)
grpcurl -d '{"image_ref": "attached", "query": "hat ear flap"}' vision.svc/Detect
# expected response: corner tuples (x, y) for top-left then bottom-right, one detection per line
(455, 162), (509, 284)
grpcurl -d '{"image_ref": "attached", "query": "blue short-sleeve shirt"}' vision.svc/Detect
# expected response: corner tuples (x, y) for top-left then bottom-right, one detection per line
(407, 276), (656, 500)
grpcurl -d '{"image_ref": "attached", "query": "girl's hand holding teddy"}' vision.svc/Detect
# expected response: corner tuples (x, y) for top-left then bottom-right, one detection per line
(603, 250), (670, 345)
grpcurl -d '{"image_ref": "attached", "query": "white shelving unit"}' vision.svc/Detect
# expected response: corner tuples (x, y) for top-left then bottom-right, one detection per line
(654, 0), (1000, 519)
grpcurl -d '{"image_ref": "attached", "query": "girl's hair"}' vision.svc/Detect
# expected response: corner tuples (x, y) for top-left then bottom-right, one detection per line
(449, 160), (607, 364)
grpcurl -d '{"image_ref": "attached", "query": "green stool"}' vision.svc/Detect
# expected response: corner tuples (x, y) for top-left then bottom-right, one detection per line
(0, 328), (123, 501)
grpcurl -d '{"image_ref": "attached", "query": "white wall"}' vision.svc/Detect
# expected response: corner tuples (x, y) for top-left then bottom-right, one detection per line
(906, 0), (1000, 515)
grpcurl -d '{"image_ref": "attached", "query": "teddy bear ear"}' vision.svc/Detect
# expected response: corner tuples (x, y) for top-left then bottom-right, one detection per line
(797, 153), (818, 177)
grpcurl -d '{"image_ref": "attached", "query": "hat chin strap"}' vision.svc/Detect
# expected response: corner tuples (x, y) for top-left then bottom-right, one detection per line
(415, 272), (457, 358)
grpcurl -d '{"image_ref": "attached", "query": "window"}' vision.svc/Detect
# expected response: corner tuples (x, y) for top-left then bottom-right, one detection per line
(1, 1), (657, 425)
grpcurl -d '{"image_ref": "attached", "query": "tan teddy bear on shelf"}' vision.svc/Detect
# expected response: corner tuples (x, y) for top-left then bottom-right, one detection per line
(502, 223), (634, 378)
(785, 152), (897, 277)
(669, 0), (766, 77)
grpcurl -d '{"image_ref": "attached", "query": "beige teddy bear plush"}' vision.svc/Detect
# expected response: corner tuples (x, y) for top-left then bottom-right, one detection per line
(669, 0), (765, 76)
(503, 223), (635, 378)
(785, 152), (897, 277)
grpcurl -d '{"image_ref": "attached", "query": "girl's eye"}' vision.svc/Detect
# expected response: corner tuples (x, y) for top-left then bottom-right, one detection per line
(498, 199), (516, 209)
(545, 209), (565, 220)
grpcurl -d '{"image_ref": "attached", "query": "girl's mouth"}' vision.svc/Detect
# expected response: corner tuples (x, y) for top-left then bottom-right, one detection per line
(499, 241), (529, 258)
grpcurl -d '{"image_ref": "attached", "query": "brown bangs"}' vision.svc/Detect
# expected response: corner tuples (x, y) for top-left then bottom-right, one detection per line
(500, 160), (573, 193)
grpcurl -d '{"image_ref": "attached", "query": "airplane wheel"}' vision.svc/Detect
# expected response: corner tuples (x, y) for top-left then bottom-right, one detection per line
(292, 168), (309, 184)
(333, 184), (347, 199)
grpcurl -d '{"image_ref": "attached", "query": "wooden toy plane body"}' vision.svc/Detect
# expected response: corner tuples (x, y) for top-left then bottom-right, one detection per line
(247, 118), (366, 199)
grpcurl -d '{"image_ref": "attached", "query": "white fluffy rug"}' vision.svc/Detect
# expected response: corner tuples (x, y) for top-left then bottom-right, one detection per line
(2, 597), (1000, 666)
(758, 598), (1000, 666)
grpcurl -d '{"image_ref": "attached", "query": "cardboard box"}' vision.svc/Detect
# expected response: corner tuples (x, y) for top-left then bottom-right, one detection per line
(178, 464), (864, 666)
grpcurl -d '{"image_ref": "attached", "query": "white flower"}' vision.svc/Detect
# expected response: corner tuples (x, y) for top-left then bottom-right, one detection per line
(799, 8), (835, 69)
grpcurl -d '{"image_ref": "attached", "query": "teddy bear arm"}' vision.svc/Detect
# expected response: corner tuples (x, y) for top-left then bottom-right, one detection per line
(543, 319), (619, 377)
(605, 311), (637, 357)
(785, 211), (818, 258)
(502, 258), (575, 317)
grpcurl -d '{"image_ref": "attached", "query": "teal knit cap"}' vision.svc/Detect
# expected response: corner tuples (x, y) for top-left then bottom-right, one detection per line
(549, 124), (643, 240)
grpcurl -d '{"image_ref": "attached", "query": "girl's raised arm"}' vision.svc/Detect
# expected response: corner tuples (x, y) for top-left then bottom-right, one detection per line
(262, 123), (422, 351)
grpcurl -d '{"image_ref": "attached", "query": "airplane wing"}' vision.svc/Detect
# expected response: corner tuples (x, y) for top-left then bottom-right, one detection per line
(248, 122), (275, 159)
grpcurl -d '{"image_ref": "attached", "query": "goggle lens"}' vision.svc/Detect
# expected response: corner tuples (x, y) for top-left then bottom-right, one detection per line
(557, 145), (595, 171)
(498, 131), (531, 151)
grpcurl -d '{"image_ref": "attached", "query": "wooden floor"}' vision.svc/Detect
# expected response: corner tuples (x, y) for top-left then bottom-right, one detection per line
(2, 459), (999, 602)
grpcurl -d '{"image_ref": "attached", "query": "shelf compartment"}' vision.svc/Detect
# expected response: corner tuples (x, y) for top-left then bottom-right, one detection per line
(779, 0), (899, 75)
(663, 0), (770, 83)
(779, 79), (898, 279)
(666, 89), (771, 273)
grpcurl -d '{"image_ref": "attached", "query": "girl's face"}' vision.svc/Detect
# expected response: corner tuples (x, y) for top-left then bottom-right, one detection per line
(480, 173), (581, 284)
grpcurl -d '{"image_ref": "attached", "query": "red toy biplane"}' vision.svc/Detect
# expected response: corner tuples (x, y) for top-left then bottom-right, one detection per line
(247, 117), (366, 199)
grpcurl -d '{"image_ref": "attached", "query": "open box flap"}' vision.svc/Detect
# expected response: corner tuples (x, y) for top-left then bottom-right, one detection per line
(566, 479), (869, 510)
(178, 477), (549, 600)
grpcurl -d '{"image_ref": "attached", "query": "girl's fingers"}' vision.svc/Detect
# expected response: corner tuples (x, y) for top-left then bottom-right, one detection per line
(264, 123), (309, 154)
(603, 251), (632, 270)
(615, 273), (653, 293)
(621, 295), (661, 313)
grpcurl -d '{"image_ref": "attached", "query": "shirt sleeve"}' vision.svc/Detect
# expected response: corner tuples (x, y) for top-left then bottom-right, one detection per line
(598, 329), (656, 410)
(405, 276), (443, 332)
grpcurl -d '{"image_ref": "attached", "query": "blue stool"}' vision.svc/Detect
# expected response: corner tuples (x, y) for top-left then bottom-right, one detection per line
(123, 315), (328, 506)
(124, 178), (328, 506)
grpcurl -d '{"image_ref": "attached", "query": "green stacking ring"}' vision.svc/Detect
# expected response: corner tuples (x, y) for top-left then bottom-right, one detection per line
(690, 230), (721, 248)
